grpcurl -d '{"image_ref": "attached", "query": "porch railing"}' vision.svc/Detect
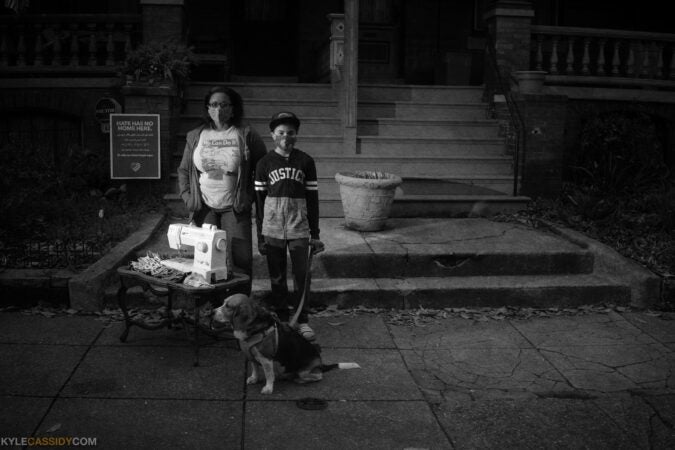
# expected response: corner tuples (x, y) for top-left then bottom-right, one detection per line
(485, 38), (525, 197)
(531, 25), (675, 86)
(0, 14), (141, 73)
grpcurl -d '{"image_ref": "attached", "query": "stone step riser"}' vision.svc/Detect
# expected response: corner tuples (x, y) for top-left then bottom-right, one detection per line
(186, 83), (336, 100)
(172, 137), (506, 159)
(170, 139), (345, 167)
(247, 253), (594, 279)
(182, 100), (338, 117)
(248, 284), (630, 309)
(356, 140), (505, 157)
(358, 122), (500, 139)
(188, 84), (483, 103)
(316, 159), (512, 177)
(309, 178), (513, 198)
(168, 151), (513, 177)
(358, 86), (483, 103)
(178, 118), (342, 135)
(104, 282), (630, 310)
(358, 104), (487, 120)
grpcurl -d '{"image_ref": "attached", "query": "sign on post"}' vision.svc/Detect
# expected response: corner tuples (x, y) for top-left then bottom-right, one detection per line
(110, 114), (161, 179)
(95, 97), (122, 133)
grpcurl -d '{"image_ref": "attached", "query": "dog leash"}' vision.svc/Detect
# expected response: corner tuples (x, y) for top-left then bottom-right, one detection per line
(289, 245), (314, 328)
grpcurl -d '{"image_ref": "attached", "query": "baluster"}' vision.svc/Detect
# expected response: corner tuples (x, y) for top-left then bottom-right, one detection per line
(550, 35), (559, 74)
(123, 24), (133, 58)
(16, 27), (26, 66)
(626, 41), (635, 76)
(105, 24), (114, 66)
(640, 41), (650, 78)
(535, 34), (543, 70)
(597, 38), (606, 76)
(565, 37), (574, 74)
(581, 37), (590, 75)
(69, 25), (79, 66)
(53, 24), (63, 65)
(656, 43), (664, 79)
(87, 24), (97, 66)
(611, 39), (620, 75)
(0, 28), (7, 67)
(34, 25), (43, 66)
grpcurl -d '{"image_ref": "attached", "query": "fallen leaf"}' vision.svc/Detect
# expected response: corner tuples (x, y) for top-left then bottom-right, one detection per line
(45, 423), (61, 433)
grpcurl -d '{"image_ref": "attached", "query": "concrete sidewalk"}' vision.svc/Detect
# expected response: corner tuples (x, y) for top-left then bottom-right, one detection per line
(1, 308), (674, 449)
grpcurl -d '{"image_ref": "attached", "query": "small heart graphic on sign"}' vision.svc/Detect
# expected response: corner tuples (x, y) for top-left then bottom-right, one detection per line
(130, 162), (141, 172)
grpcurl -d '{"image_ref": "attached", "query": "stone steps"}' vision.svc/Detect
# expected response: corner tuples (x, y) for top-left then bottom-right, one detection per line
(187, 81), (335, 100)
(358, 84), (484, 103)
(314, 155), (512, 177)
(250, 274), (631, 309)
(182, 97), (339, 117)
(169, 82), (524, 218)
(358, 118), (500, 139)
(358, 101), (488, 120)
(177, 115), (343, 136)
(110, 217), (645, 310)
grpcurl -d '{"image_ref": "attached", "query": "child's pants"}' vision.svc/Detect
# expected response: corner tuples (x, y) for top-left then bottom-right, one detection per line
(264, 236), (311, 323)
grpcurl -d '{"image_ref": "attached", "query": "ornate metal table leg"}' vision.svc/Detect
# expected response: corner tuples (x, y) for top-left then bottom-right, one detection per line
(193, 300), (200, 367)
(118, 284), (131, 342)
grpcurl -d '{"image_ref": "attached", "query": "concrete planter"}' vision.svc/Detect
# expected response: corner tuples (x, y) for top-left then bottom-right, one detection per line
(335, 171), (402, 231)
(515, 70), (547, 93)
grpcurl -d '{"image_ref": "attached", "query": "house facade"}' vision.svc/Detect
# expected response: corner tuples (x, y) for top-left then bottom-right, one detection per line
(1, 0), (673, 217)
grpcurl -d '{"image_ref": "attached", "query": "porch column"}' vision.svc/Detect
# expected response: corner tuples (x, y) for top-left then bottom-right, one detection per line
(343, 0), (359, 153)
(484, 0), (534, 86)
(140, 0), (185, 44)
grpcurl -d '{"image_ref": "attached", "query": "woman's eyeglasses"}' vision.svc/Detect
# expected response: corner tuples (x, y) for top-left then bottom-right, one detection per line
(208, 102), (232, 109)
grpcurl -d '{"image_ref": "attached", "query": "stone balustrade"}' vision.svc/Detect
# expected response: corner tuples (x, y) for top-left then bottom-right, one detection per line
(531, 25), (675, 84)
(0, 14), (141, 72)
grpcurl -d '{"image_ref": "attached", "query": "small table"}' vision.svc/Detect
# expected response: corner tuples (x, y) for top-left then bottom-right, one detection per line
(116, 267), (249, 366)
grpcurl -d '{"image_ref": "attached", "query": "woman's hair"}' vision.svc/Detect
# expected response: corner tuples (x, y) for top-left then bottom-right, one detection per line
(203, 85), (244, 128)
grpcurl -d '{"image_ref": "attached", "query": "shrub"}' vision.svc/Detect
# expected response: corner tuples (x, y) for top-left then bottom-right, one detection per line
(122, 41), (198, 85)
(574, 111), (669, 195)
(0, 140), (164, 268)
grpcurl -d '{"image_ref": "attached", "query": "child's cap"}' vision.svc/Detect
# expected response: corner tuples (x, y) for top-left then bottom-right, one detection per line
(269, 111), (300, 131)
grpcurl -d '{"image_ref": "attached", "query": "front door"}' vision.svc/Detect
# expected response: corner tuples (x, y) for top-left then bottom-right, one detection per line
(231, 0), (298, 77)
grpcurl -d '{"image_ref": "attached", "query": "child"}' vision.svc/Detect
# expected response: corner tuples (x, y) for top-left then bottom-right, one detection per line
(254, 111), (325, 341)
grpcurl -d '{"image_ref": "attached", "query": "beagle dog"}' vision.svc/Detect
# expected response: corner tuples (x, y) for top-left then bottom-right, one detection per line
(212, 294), (337, 395)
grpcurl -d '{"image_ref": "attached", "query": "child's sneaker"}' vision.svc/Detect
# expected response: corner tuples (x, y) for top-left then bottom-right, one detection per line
(295, 323), (315, 341)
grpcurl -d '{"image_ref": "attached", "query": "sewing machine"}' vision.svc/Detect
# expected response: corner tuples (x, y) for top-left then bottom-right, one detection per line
(162, 223), (228, 283)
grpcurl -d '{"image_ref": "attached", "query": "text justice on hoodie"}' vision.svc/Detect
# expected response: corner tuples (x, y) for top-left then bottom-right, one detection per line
(254, 148), (320, 241)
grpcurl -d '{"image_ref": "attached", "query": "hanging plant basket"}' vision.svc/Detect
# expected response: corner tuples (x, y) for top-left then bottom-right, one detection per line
(334, 171), (402, 231)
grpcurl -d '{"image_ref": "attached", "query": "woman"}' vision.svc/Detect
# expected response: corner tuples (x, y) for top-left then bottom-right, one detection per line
(177, 86), (267, 294)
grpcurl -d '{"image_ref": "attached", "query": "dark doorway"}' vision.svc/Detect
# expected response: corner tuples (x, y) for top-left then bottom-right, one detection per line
(231, 0), (299, 76)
